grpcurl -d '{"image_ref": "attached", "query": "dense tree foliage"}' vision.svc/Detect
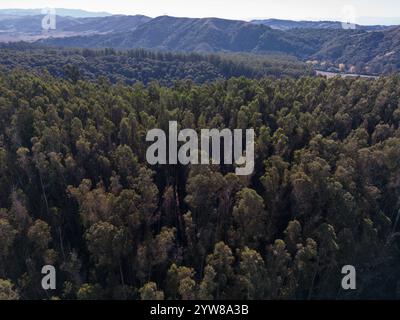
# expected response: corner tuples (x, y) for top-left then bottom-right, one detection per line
(0, 45), (313, 85)
(1, 69), (400, 300)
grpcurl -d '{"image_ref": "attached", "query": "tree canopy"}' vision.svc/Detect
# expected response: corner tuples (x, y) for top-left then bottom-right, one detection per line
(0, 67), (400, 299)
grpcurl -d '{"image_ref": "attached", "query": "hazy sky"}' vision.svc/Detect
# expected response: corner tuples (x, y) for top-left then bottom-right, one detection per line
(0, 0), (399, 22)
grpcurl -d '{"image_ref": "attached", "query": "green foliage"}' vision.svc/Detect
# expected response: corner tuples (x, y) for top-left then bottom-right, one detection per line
(0, 279), (19, 300)
(139, 282), (164, 300)
(0, 45), (313, 86)
(0, 68), (400, 300)
(77, 283), (104, 300)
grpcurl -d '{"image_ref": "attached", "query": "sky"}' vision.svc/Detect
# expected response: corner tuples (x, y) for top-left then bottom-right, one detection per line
(0, 0), (399, 23)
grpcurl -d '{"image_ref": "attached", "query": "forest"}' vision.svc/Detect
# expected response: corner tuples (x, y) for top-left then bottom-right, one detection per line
(0, 44), (313, 85)
(1, 65), (400, 300)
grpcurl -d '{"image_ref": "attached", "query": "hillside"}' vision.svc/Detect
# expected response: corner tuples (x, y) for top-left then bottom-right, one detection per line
(0, 13), (399, 75)
(312, 26), (400, 74)
(0, 14), (151, 34)
(39, 15), (318, 54)
(38, 16), (400, 75)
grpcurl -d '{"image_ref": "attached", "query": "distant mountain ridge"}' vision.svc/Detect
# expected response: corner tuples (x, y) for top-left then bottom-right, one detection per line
(37, 15), (400, 75)
(0, 14), (151, 38)
(0, 12), (399, 74)
(35, 15), (365, 57)
(251, 18), (390, 31)
(0, 8), (112, 18)
(38, 15), (317, 53)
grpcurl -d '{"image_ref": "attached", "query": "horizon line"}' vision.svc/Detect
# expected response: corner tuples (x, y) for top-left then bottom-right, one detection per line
(0, 7), (399, 26)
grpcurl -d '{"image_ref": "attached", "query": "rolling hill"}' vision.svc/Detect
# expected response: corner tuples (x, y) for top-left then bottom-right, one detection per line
(312, 26), (400, 74)
(0, 14), (151, 35)
(38, 15), (320, 54)
(38, 16), (400, 75)
(0, 12), (398, 75)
